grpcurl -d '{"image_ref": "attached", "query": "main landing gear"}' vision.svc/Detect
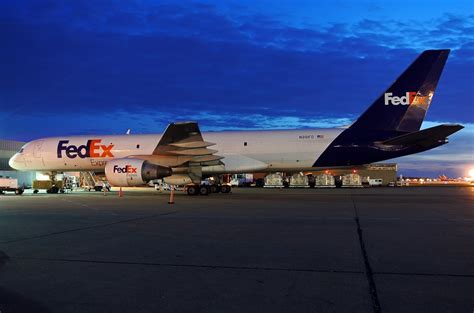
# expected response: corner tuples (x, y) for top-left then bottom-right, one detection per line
(185, 184), (207, 196)
(186, 184), (232, 196)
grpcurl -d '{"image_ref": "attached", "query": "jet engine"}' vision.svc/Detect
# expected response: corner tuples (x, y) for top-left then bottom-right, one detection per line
(105, 158), (172, 187)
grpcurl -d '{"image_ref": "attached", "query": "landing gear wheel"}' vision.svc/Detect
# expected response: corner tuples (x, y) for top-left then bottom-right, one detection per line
(221, 185), (231, 194)
(199, 185), (210, 196)
(210, 185), (221, 193)
(187, 185), (199, 196)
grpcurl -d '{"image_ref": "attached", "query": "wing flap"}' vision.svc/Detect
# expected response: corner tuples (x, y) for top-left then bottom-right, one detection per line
(151, 122), (222, 168)
(190, 155), (224, 162)
(167, 148), (218, 156)
(169, 141), (215, 148)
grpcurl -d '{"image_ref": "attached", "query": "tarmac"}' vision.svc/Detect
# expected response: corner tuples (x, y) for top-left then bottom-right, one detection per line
(0, 187), (473, 313)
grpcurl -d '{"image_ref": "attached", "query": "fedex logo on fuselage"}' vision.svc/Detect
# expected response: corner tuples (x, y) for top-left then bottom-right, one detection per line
(113, 165), (137, 173)
(57, 139), (114, 159)
(384, 92), (417, 105)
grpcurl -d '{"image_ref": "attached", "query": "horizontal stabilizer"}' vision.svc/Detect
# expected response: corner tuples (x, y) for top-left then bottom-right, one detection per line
(381, 124), (463, 146)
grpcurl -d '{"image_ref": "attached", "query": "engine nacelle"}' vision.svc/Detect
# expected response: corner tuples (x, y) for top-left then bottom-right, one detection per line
(105, 158), (172, 187)
(163, 174), (193, 186)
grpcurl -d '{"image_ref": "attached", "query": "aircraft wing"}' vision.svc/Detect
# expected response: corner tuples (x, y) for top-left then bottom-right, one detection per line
(149, 122), (222, 165)
(380, 124), (463, 147)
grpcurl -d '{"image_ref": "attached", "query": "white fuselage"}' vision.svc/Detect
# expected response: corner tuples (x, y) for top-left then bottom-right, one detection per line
(9, 128), (344, 173)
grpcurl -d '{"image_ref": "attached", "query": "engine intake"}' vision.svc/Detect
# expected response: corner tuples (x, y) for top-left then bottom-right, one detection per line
(105, 158), (172, 186)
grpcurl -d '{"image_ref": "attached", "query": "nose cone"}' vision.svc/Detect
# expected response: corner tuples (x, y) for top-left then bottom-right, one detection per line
(8, 153), (22, 170)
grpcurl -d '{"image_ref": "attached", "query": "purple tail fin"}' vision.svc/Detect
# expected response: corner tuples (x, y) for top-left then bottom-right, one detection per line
(350, 50), (450, 132)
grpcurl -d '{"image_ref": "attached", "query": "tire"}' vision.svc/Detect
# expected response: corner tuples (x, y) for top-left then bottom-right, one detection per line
(199, 185), (210, 196)
(221, 185), (231, 194)
(210, 185), (220, 193)
(15, 189), (24, 195)
(283, 181), (289, 188)
(187, 185), (198, 196)
(51, 186), (59, 194)
(33, 189), (39, 194)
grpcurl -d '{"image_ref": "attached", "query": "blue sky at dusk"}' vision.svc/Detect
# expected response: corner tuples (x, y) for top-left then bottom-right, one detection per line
(0, 0), (473, 177)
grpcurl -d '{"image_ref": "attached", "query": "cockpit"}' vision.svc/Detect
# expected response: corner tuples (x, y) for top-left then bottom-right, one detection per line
(8, 143), (32, 170)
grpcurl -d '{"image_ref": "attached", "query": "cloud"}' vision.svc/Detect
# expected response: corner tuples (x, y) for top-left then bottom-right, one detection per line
(1, 3), (472, 121)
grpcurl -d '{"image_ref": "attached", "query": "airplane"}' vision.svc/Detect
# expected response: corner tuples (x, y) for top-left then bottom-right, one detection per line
(9, 49), (463, 195)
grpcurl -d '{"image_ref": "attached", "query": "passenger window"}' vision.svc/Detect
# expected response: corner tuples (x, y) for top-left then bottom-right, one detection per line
(244, 142), (247, 146)
(136, 144), (140, 149)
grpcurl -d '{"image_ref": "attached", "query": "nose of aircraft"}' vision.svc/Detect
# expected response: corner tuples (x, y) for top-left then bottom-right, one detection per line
(8, 153), (23, 170)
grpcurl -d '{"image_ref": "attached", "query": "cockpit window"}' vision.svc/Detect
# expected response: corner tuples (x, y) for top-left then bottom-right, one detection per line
(19, 148), (24, 153)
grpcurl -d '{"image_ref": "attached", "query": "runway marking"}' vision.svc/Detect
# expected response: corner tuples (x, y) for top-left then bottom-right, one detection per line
(60, 198), (99, 210)
(0, 211), (180, 244)
(351, 193), (382, 313)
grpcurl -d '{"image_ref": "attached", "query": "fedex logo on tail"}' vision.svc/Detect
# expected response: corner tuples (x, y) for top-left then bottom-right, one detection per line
(384, 92), (430, 106)
(113, 165), (137, 173)
(57, 139), (114, 159)
(384, 92), (417, 105)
